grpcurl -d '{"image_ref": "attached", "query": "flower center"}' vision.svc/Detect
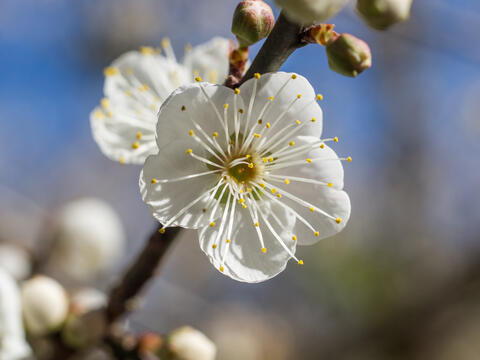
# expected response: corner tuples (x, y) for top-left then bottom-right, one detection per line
(226, 153), (263, 186)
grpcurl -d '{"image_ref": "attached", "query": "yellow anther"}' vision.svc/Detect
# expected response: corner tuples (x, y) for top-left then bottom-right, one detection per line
(181, 105), (186, 111)
(234, 88), (240, 95)
(140, 46), (154, 55)
(239, 198), (245, 204)
(104, 67), (118, 77)
(226, 239), (231, 243)
(195, 76), (202, 82)
(289, 141), (295, 146)
(247, 188), (253, 193)
(151, 178), (158, 184)
(292, 235), (297, 241)
(314, 231), (319, 236)
(259, 183), (265, 188)
(161, 37), (171, 48)
(268, 157), (274, 162)
(327, 182), (333, 187)
(334, 137), (339, 142)
(336, 217), (342, 224)
(253, 133), (261, 138)
(347, 157), (352, 163)
(298, 260), (304, 265)
(159, 228), (166, 234)
(210, 222), (216, 227)
(254, 222), (259, 227)
(132, 142), (140, 149)
(254, 73), (261, 79)
(242, 204), (247, 209)
(271, 188), (277, 194)
(239, 109), (244, 114)
(291, 74), (297, 79)
(106, 111), (113, 118)
(317, 94), (323, 101)
(93, 110), (105, 119)
(320, 144), (325, 149)
(139, 84), (148, 92)
(239, 189), (244, 193)
(125, 90), (132, 97)
(296, 120), (301, 125)
(311, 117), (316, 122)
(258, 119), (263, 124)
(212, 132), (219, 138)
(246, 154), (251, 159)
(119, 157), (126, 165)
(219, 266), (224, 272)
(101, 98), (109, 109)
(269, 96), (274, 101)
(297, 94), (302, 99)
(261, 247), (267, 253)
(189, 130), (194, 136)
(209, 70), (218, 83)
(223, 103), (229, 109)
(284, 179), (290, 185)
(212, 244), (217, 249)
(277, 193), (282, 198)
(262, 158), (268, 163)
(309, 206), (315, 212)
(186, 149), (193, 154)
(266, 122), (271, 128)
(184, 43), (192, 52)
(306, 158), (312, 163)
(248, 163), (254, 168)
(150, 104), (156, 110)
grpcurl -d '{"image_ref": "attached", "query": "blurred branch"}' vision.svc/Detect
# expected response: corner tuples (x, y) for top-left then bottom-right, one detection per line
(239, 12), (306, 86)
(106, 225), (182, 323)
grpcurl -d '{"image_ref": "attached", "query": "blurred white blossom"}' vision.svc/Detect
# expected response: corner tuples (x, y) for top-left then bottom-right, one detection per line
(21, 275), (69, 336)
(165, 326), (216, 360)
(0, 243), (31, 281)
(0, 268), (32, 360)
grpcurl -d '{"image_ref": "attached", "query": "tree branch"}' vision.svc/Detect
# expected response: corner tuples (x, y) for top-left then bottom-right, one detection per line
(239, 12), (306, 86)
(106, 225), (182, 323)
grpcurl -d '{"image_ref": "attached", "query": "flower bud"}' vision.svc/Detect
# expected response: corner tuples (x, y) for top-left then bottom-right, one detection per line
(275, 0), (347, 25)
(21, 275), (69, 336)
(231, 0), (275, 47)
(48, 198), (125, 283)
(162, 326), (216, 360)
(357, 0), (413, 30)
(326, 33), (372, 77)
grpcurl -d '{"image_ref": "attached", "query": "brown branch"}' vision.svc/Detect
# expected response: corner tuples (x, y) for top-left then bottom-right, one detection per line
(239, 12), (306, 86)
(106, 225), (182, 323)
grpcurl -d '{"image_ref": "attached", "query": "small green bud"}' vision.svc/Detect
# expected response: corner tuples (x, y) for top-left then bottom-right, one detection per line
(357, 0), (413, 30)
(326, 33), (372, 77)
(276, 0), (347, 25)
(232, 0), (275, 47)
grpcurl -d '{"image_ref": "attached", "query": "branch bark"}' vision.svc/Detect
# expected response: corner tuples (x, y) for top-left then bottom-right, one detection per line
(106, 225), (182, 323)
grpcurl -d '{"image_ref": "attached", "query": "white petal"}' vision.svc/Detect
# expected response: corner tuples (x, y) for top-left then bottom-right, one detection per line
(268, 140), (350, 245)
(199, 202), (297, 283)
(183, 37), (231, 84)
(140, 140), (222, 229)
(155, 83), (245, 150)
(238, 72), (323, 145)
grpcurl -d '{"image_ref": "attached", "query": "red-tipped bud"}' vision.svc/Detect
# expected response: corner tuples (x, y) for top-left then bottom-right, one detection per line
(326, 33), (372, 77)
(232, 0), (275, 47)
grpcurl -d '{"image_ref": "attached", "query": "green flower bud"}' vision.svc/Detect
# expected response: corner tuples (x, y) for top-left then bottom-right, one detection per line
(357, 0), (413, 30)
(326, 33), (372, 77)
(275, 0), (347, 25)
(232, 0), (275, 47)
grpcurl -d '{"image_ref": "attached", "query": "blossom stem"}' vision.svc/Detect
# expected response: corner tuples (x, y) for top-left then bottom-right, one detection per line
(106, 225), (181, 323)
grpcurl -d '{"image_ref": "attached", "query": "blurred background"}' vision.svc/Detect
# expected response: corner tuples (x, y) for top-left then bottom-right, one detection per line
(1, 0), (480, 359)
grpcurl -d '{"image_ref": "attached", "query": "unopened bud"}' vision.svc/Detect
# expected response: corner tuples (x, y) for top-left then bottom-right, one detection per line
(162, 326), (216, 360)
(326, 33), (372, 77)
(21, 275), (69, 336)
(232, 0), (275, 47)
(357, 0), (413, 30)
(275, 0), (347, 25)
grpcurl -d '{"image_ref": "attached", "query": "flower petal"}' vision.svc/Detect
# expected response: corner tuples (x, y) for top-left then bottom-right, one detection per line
(155, 83), (246, 150)
(183, 37), (231, 84)
(140, 139), (222, 229)
(238, 72), (323, 148)
(199, 202), (297, 283)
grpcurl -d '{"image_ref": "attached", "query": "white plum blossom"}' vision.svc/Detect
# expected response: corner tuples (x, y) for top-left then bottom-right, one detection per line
(166, 326), (217, 360)
(0, 244), (31, 281)
(48, 198), (125, 283)
(0, 268), (32, 360)
(21, 275), (69, 336)
(140, 72), (351, 283)
(91, 37), (231, 164)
